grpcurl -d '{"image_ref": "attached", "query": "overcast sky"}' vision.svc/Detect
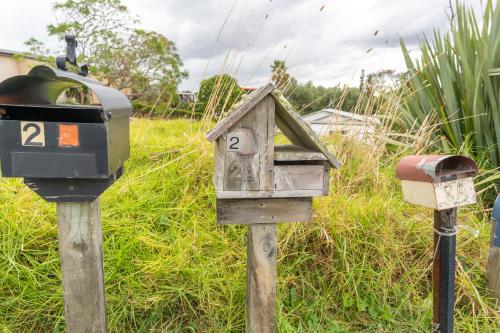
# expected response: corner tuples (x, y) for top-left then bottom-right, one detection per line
(0, 0), (484, 90)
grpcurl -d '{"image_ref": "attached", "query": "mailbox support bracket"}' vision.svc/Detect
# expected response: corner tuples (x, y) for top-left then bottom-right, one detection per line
(25, 174), (119, 203)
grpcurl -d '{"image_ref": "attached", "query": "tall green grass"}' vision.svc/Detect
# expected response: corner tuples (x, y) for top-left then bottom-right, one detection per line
(400, 0), (500, 167)
(0, 118), (498, 332)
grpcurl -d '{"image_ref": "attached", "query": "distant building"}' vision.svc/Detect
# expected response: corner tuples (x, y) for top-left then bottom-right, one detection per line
(0, 49), (40, 82)
(241, 86), (256, 93)
(302, 108), (380, 144)
(178, 91), (196, 103)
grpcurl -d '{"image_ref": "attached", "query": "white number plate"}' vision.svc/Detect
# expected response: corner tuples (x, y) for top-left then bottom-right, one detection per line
(20, 121), (45, 147)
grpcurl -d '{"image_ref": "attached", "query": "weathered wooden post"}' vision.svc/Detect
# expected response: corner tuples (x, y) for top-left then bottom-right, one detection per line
(0, 36), (131, 332)
(487, 194), (500, 301)
(396, 155), (478, 333)
(207, 83), (340, 332)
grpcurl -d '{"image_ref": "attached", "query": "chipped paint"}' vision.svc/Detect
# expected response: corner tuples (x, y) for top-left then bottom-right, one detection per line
(415, 156), (449, 179)
(396, 155), (477, 183)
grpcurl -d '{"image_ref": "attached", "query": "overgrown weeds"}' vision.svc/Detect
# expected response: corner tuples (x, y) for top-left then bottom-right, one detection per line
(0, 118), (498, 332)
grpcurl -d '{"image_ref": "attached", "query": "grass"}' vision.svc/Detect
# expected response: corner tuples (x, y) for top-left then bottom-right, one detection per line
(0, 118), (498, 332)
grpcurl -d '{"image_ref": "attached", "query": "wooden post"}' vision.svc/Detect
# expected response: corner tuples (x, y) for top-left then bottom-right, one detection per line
(246, 223), (277, 333)
(487, 220), (500, 301)
(432, 208), (457, 333)
(56, 198), (107, 333)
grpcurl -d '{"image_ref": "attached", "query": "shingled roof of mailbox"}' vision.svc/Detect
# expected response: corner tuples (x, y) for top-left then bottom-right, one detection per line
(396, 155), (478, 182)
(206, 82), (341, 169)
(0, 65), (131, 118)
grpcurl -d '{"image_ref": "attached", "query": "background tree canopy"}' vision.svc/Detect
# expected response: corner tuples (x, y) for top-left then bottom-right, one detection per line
(287, 81), (361, 115)
(270, 60), (361, 115)
(26, 0), (188, 103)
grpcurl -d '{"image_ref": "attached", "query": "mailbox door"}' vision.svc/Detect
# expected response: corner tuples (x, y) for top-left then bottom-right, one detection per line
(0, 119), (109, 178)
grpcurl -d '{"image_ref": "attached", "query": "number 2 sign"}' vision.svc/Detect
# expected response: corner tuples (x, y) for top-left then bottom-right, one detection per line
(228, 136), (240, 150)
(21, 121), (45, 147)
(226, 128), (256, 155)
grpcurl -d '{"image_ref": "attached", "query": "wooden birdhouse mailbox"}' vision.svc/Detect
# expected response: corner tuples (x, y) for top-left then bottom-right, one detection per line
(207, 83), (340, 224)
(207, 83), (340, 332)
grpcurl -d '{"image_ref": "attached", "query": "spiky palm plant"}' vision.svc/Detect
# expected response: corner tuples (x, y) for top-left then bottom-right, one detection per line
(401, 0), (500, 167)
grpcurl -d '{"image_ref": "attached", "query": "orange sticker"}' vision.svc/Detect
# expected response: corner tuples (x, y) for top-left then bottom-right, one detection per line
(58, 124), (79, 147)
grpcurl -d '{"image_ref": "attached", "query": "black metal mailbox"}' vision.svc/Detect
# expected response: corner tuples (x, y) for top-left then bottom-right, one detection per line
(0, 65), (131, 202)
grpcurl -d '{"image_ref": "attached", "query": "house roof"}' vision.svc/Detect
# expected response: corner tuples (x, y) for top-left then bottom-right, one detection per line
(206, 83), (341, 168)
(303, 108), (380, 125)
(0, 49), (37, 60)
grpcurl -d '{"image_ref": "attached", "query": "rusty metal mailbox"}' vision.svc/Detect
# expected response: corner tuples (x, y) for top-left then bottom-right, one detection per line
(396, 155), (478, 210)
(0, 65), (131, 202)
(396, 154), (478, 333)
(207, 83), (340, 332)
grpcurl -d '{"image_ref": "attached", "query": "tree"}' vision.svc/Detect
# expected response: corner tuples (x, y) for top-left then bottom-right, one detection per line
(195, 74), (243, 117)
(271, 60), (291, 92)
(94, 29), (187, 101)
(26, 0), (187, 103)
(268, 59), (360, 115)
(47, 0), (133, 59)
(363, 69), (405, 95)
(286, 81), (360, 115)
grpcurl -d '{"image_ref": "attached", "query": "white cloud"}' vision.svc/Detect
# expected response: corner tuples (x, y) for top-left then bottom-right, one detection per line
(0, 0), (485, 90)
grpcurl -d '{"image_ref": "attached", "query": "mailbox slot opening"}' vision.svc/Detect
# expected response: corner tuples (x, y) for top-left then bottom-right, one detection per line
(435, 155), (477, 179)
(0, 104), (104, 123)
(396, 155), (478, 183)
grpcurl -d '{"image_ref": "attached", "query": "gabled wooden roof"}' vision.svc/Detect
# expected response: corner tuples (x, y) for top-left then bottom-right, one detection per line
(206, 83), (341, 168)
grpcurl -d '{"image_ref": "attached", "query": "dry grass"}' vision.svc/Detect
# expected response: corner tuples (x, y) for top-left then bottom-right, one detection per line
(0, 115), (498, 332)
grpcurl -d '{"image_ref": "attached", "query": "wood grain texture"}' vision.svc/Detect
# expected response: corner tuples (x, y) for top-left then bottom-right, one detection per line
(274, 165), (324, 191)
(206, 83), (274, 142)
(223, 96), (273, 192)
(214, 133), (226, 191)
(487, 221), (500, 300)
(246, 224), (277, 333)
(323, 165), (330, 195)
(264, 96), (275, 192)
(216, 189), (325, 199)
(56, 199), (107, 333)
(216, 198), (312, 224)
(226, 128), (257, 155)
